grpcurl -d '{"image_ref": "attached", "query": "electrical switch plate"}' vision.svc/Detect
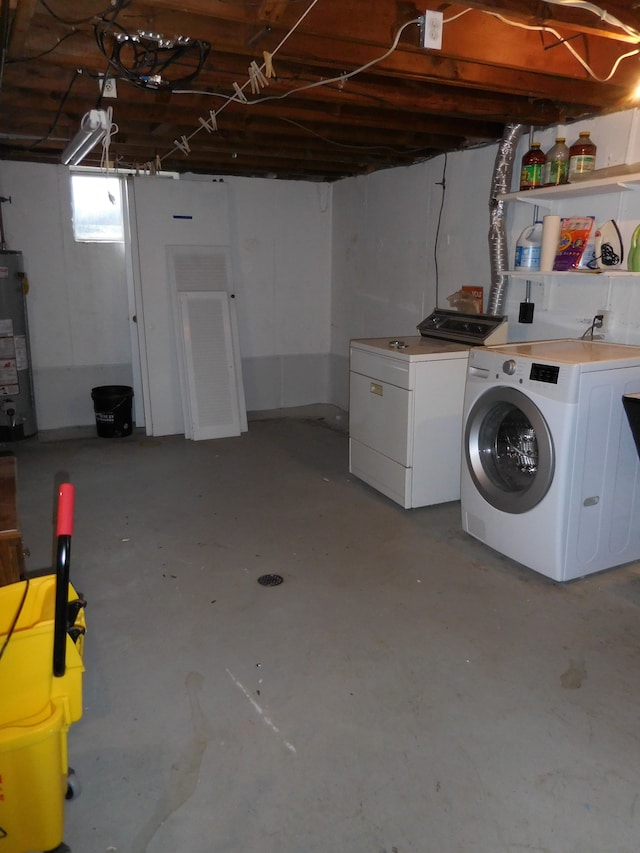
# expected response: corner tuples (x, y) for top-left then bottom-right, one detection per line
(98, 75), (118, 98)
(423, 10), (443, 50)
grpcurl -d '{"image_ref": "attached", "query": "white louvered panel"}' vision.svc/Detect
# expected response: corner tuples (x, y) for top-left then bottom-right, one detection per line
(171, 249), (230, 292)
(167, 245), (247, 438)
(178, 291), (241, 440)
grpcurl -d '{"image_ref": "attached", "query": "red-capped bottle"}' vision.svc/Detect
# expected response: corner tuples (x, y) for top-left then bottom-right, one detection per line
(520, 142), (546, 191)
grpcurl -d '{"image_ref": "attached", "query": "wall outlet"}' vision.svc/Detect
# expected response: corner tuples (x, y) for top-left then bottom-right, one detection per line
(422, 10), (443, 50)
(98, 75), (118, 98)
(597, 308), (611, 333)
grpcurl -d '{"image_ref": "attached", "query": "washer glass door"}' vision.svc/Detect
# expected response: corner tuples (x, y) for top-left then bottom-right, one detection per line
(465, 386), (554, 513)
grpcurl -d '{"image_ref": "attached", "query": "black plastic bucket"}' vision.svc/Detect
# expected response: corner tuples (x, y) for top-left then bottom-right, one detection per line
(91, 385), (134, 438)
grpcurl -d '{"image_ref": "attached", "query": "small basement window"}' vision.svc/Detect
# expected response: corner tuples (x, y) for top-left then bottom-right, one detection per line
(71, 173), (124, 242)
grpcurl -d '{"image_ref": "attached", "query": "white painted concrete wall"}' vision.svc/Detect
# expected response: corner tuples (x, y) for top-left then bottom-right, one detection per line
(0, 164), (131, 431)
(331, 108), (640, 409)
(219, 176), (332, 410)
(3, 107), (640, 430)
(0, 165), (332, 430)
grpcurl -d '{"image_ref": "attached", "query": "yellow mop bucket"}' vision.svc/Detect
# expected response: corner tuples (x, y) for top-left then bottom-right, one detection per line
(0, 484), (85, 853)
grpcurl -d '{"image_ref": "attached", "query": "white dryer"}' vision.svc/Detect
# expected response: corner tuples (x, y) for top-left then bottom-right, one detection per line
(349, 309), (507, 508)
(461, 339), (640, 581)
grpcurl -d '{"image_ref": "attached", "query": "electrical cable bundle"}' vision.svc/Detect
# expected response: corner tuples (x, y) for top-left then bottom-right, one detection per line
(94, 23), (210, 90)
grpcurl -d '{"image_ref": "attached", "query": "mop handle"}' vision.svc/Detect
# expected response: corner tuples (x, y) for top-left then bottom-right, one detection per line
(56, 482), (75, 537)
(53, 483), (75, 677)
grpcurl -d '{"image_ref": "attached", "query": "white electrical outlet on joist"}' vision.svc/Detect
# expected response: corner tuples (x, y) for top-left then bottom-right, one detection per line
(423, 10), (443, 50)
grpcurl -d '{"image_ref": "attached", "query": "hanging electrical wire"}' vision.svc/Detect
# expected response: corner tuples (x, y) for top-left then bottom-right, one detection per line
(39, 0), (131, 27)
(160, 12), (421, 165)
(433, 153), (447, 309)
(444, 6), (640, 82)
(543, 0), (640, 42)
(7, 0), (129, 65)
(0, 0), (10, 90)
(0, 68), (82, 155)
(7, 30), (84, 64)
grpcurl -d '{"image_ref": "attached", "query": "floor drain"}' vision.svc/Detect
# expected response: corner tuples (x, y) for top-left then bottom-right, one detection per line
(258, 574), (284, 587)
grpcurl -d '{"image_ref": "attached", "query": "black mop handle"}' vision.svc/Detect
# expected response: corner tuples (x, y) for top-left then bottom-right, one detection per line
(53, 483), (75, 678)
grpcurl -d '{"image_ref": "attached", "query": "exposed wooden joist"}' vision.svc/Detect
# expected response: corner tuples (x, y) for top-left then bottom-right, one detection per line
(1, 0), (638, 179)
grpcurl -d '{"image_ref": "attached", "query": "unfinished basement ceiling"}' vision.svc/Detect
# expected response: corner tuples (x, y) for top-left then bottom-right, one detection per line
(1, 0), (640, 180)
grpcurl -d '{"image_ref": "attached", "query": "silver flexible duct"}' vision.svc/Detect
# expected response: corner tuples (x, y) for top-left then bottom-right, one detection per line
(487, 123), (525, 316)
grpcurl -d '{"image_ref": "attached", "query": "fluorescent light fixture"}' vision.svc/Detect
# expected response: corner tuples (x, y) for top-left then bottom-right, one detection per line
(61, 109), (110, 166)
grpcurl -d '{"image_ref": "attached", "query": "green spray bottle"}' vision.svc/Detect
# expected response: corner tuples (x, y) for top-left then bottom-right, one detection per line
(628, 224), (640, 272)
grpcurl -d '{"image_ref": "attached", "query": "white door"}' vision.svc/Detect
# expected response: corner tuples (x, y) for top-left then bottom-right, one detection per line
(177, 291), (241, 440)
(129, 177), (236, 436)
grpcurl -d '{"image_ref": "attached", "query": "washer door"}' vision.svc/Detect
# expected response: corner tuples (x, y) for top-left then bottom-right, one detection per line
(465, 386), (554, 514)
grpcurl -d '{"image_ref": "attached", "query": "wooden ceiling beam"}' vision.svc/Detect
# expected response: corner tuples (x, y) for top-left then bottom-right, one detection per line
(3, 0), (639, 179)
(432, 1), (640, 44)
(20, 2), (638, 95)
(7, 0), (38, 59)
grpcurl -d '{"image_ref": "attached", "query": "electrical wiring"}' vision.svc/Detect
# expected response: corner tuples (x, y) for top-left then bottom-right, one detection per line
(543, 0), (640, 42)
(8, 0), (128, 64)
(280, 116), (432, 154)
(99, 105), (118, 169)
(206, 0), (322, 122)
(94, 24), (210, 90)
(444, 6), (640, 83)
(581, 313), (604, 339)
(215, 0), (310, 4)
(240, 17), (421, 107)
(433, 153), (447, 309)
(0, 0), (10, 90)
(488, 11), (639, 82)
(1, 68), (82, 154)
(6, 29), (83, 63)
(38, 0), (130, 27)
(160, 14), (421, 164)
(7, 30), (84, 65)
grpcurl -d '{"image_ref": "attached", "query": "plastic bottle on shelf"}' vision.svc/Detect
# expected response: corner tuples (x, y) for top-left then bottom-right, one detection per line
(568, 131), (597, 181)
(514, 221), (543, 270)
(520, 142), (546, 191)
(628, 225), (640, 272)
(542, 137), (569, 186)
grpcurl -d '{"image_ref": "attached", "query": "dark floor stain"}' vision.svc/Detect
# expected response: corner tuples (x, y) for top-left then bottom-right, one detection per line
(560, 658), (587, 689)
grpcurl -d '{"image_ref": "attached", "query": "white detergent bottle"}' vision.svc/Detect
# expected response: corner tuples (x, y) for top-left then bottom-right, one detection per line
(514, 221), (543, 271)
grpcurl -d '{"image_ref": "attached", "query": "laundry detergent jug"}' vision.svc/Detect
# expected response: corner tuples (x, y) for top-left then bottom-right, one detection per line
(514, 221), (543, 271)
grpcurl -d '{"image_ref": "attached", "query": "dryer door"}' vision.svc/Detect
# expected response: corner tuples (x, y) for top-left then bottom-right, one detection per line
(464, 386), (554, 514)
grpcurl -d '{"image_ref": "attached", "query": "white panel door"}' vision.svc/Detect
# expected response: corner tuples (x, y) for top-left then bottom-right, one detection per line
(167, 244), (247, 436)
(130, 177), (232, 436)
(178, 292), (241, 440)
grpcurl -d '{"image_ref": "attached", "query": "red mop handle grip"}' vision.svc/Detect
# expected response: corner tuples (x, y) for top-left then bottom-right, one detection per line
(56, 483), (75, 537)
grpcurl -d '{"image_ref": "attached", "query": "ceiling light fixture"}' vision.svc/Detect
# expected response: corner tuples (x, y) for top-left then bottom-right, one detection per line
(61, 109), (110, 166)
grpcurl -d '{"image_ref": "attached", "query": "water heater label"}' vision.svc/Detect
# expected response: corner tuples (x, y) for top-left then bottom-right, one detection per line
(0, 362), (18, 386)
(0, 336), (15, 359)
(14, 336), (27, 371)
(0, 268), (7, 279)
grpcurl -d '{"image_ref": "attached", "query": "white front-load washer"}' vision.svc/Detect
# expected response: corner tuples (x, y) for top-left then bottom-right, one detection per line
(460, 339), (640, 581)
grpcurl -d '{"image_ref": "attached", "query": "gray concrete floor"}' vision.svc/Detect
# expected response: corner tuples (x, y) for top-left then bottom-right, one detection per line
(11, 407), (640, 853)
